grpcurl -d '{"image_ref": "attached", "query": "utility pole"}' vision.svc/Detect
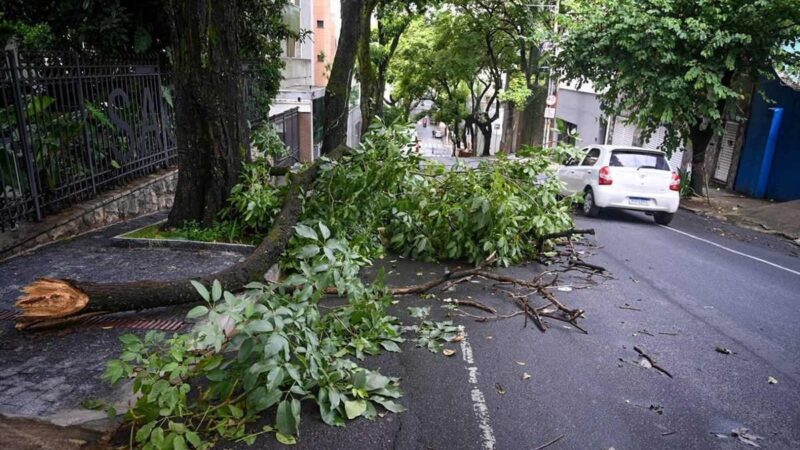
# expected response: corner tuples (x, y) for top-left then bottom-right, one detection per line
(541, 0), (560, 148)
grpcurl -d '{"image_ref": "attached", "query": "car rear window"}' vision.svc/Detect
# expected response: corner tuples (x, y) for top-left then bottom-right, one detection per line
(610, 150), (670, 170)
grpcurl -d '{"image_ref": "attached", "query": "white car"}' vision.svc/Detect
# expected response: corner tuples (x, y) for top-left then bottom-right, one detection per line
(557, 145), (680, 225)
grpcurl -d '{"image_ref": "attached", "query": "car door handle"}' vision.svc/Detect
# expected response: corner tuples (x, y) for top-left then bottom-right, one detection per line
(586, 170), (593, 174)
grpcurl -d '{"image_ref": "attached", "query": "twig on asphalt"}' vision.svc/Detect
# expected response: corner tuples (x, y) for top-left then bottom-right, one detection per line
(450, 298), (496, 314)
(534, 434), (565, 450)
(617, 305), (642, 311)
(634, 346), (673, 378)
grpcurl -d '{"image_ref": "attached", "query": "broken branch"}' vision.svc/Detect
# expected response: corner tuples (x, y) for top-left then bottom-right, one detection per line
(16, 145), (351, 330)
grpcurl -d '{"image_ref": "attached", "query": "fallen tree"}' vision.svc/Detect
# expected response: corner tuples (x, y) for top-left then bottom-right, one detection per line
(16, 145), (349, 330)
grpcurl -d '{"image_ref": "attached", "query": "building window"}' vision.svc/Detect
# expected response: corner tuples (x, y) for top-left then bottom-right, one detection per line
(317, 20), (325, 28)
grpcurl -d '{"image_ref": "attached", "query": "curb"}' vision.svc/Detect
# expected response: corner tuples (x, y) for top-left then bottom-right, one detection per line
(112, 220), (256, 255)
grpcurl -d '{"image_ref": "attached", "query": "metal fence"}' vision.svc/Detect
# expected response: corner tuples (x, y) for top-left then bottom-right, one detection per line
(0, 51), (299, 230)
(269, 107), (301, 167)
(0, 51), (175, 230)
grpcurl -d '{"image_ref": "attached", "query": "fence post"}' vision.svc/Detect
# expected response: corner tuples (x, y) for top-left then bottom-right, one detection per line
(155, 60), (171, 167)
(6, 51), (42, 221)
(74, 52), (98, 195)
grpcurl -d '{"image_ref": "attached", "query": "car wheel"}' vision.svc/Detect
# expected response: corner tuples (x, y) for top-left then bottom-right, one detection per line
(654, 212), (674, 226)
(583, 188), (601, 217)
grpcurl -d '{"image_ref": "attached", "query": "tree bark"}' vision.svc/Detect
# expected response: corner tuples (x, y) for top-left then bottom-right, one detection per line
(687, 70), (735, 195)
(323, 0), (374, 154)
(166, 0), (246, 227)
(16, 146), (350, 329)
(357, 0), (379, 136)
(687, 123), (715, 195)
(518, 87), (546, 149)
(479, 123), (492, 156)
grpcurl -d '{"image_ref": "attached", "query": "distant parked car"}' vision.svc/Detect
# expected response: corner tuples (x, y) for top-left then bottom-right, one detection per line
(557, 145), (680, 225)
(432, 128), (444, 138)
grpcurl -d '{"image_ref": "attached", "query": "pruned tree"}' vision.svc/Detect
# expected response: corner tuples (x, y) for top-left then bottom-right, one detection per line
(558, 0), (800, 194)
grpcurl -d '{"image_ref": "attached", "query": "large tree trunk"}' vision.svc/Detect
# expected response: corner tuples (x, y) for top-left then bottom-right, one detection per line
(687, 70), (735, 195)
(517, 88), (546, 149)
(167, 0), (246, 227)
(16, 146), (349, 330)
(323, 0), (374, 154)
(499, 101), (516, 153)
(687, 123), (715, 196)
(479, 123), (492, 156)
(357, 0), (379, 136)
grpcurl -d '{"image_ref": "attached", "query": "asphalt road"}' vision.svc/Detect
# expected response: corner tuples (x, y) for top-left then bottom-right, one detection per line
(231, 207), (800, 449)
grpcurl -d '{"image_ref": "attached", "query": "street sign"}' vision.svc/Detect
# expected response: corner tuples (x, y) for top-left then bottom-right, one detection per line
(544, 107), (556, 119)
(546, 95), (558, 106)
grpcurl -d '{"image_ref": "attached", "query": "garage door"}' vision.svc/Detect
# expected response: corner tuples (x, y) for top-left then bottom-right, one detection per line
(713, 121), (740, 183)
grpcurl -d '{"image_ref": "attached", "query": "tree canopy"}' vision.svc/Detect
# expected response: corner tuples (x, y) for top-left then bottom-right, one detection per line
(558, 0), (800, 191)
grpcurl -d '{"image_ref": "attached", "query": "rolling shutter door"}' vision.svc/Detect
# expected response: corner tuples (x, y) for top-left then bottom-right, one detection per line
(713, 121), (740, 183)
(611, 118), (636, 145)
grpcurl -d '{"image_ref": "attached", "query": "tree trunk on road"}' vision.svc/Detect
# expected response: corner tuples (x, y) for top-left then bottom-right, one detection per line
(16, 146), (350, 330)
(166, 0), (246, 227)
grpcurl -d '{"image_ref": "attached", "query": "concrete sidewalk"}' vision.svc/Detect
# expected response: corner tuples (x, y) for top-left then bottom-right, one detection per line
(681, 190), (800, 243)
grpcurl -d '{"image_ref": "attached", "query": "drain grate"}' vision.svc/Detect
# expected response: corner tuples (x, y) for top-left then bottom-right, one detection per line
(0, 309), (185, 331)
(0, 309), (18, 321)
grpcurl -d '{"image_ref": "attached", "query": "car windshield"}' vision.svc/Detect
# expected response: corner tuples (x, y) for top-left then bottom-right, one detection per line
(609, 150), (670, 171)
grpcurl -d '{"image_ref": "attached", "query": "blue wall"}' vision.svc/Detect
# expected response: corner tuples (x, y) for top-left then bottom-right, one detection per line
(735, 78), (800, 200)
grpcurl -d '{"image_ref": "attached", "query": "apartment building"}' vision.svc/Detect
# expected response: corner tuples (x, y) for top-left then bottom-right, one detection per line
(269, 0), (361, 162)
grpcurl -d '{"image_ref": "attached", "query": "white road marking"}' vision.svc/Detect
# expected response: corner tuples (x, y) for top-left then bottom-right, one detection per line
(659, 225), (800, 277)
(459, 328), (496, 450)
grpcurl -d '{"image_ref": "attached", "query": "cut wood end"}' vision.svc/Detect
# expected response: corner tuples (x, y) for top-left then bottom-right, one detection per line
(15, 278), (89, 327)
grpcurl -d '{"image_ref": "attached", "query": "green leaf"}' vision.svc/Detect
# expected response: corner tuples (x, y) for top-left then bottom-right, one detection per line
(185, 431), (202, 448)
(151, 427), (165, 447)
(276, 432), (297, 445)
(372, 397), (407, 413)
(298, 245), (320, 258)
(352, 370), (367, 389)
(173, 435), (187, 450)
(276, 399), (298, 435)
(319, 222), (331, 240)
(294, 224), (318, 240)
(186, 305), (209, 320)
(211, 280), (222, 302)
(135, 421), (157, 443)
(265, 334), (288, 358)
(344, 399), (367, 419)
(190, 281), (210, 302)
(365, 372), (390, 391)
(380, 341), (401, 352)
(246, 320), (274, 333)
(118, 334), (141, 347)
